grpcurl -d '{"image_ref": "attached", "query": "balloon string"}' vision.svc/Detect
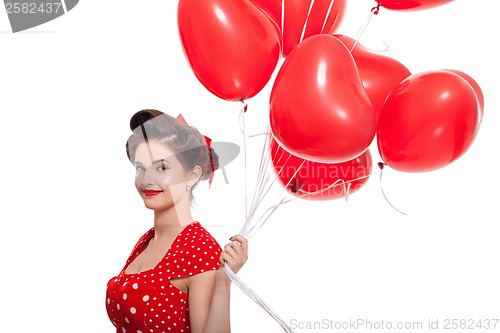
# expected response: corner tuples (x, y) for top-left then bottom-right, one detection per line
(281, 0), (285, 42)
(232, 122), (294, 332)
(297, 177), (352, 201)
(299, 0), (316, 43)
(243, 131), (273, 235)
(279, 168), (379, 206)
(244, 131), (287, 238)
(238, 102), (249, 223)
(350, 3), (380, 52)
(224, 265), (294, 333)
(321, 0), (336, 33)
(378, 162), (407, 215)
(245, 146), (306, 238)
(272, 162), (406, 216)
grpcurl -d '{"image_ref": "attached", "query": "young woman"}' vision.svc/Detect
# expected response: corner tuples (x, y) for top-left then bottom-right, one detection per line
(106, 109), (248, 333)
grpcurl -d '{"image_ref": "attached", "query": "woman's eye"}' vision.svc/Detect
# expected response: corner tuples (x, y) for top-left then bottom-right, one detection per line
(158, 164), (169, 171)
(135, 166), (145, 172)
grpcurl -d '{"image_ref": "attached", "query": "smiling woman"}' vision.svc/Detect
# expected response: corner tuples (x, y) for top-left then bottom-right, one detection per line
(105, 109), (249, 333)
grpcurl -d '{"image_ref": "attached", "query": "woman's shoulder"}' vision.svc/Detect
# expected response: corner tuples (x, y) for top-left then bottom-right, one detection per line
(181, 221), (222, 252)
(165, 221), (222, 278)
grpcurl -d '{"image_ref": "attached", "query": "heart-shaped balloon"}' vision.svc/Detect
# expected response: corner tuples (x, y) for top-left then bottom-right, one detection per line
(270, 34), (376, 163)
(270, 137), (373, 200)
(5, 0), (79, 33)
(178, 0), (281, 102)
(376, 0), (453, 11)
(333, 34), (411, 123)
(377, 70), (481, 172)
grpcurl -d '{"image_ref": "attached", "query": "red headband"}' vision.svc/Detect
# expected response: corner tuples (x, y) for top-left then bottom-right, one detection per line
(176, 114), (215, 188)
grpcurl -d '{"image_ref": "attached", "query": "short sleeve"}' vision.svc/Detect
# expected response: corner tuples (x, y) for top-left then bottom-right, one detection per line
(165, 222), (222, 279)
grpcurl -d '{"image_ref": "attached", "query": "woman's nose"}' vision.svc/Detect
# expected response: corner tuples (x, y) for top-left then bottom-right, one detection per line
(142, 167), (157, 185)
(136, 166), (157, 187)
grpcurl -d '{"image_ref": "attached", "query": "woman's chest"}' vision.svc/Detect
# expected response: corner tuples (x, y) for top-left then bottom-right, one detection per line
(106, 273), (190, 331)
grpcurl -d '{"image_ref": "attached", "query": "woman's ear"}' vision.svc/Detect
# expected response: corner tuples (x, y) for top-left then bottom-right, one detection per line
(189, 165), (203, 184)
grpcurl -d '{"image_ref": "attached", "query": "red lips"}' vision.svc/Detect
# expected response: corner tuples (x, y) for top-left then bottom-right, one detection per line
(143, 189), (163, 197)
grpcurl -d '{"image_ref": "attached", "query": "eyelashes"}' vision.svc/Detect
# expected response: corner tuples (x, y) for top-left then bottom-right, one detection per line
(134, 162), (170, 173)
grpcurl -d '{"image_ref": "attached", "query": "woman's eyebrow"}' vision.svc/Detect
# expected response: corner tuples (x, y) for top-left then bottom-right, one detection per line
(134, 158), (172, 166)
(152, 158), (171, 164)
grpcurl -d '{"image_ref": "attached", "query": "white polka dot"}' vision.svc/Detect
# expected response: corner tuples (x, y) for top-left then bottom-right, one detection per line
(130, 307), (136, 314)
(143, 295), (150, 302)
(122, 327), (126, 332)
(132, 283), (138, 289)
(117, 304), (121, 310)
(123, 293), (128, 300)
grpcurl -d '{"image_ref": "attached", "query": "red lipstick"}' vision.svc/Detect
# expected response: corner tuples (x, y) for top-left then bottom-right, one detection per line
(143, 189), (163, 197)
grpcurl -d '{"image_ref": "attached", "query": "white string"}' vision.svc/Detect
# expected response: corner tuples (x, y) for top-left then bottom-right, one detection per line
(378, 163), (407, 215)
(281, 0), (285, 42)
(233, 114), (295, 333)
(224, 265), (294, 333)
(321, 0), (336, 33)
(299, 0), (315, 43)
(244, 145), (305, 239)
(238, 102), (249, 223)
(350, 7), (377, 52)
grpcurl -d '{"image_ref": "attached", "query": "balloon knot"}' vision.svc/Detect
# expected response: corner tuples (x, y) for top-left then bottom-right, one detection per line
(371, 4), (380, 15)
(290, 180), (303, 193)
(377, 162), (386, 170)
(241, 100), (248, 113)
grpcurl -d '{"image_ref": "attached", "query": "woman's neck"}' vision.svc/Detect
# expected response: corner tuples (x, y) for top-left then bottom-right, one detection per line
(152, 204), (194, 238)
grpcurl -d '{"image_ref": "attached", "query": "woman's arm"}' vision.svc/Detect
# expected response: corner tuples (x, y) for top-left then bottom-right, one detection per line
(188, 235), (248, 333)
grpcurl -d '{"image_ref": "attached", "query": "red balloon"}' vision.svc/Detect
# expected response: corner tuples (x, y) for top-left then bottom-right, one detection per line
(334, 34), (411, 122)
(270, 137), (373, 200)
(443, 69), (484, 123)
(270, 34), (376, 163)
(178, 0), (281, 101)
(377, 70), (481, 172)
(376, 0), (453, 11)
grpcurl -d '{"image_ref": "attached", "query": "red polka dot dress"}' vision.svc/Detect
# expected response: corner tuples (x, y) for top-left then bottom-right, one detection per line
(106, 222), (222, 333)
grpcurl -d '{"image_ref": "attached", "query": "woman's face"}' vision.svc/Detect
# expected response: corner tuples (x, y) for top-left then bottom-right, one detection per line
(133, 141), (195, 211)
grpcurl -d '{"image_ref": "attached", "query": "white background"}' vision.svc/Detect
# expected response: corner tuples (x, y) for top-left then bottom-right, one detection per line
(1, 0), (499, 332)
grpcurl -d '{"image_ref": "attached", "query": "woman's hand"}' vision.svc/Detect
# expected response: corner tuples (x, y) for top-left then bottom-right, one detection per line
(217, 235), (248, 283)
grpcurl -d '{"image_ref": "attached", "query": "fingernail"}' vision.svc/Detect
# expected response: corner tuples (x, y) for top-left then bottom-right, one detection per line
(229, 236), (234, 241)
